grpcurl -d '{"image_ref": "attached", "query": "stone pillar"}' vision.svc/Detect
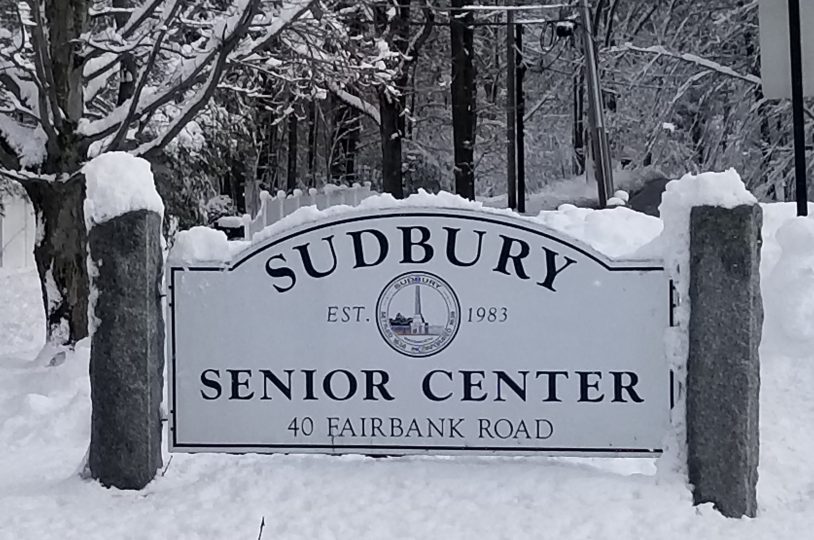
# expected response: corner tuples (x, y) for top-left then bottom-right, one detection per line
(687, 204), (762, 518)
(87, 209), (164, 490)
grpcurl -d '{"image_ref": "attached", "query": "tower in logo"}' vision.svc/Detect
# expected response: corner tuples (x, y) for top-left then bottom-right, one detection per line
(376, 271), (460, 357)
(411, 285), (427, 334)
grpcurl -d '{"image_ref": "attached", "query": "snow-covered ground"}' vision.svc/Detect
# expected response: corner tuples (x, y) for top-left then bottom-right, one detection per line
(480, 168), (665, 213)
(2, 202), (814, 539)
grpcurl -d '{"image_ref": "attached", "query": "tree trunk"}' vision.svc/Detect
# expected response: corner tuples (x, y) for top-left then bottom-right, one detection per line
(258, 116), (279, 189)
(374, 0), (418, 198)
(450, 0), (476, 199)
(342, 112), (360, 183)
(14, 0), (93, 357)
(407, 62), (417, 140)
(330, 100), (360, 183)
(21, 175), (89, 351)
(329, 99), (343, 181)
(287, 110), (298, 192)
(307, 101), (317, 178)
(378, 89), (405, 198)
(46, 0), (87, 122)
(113, 0), (137, 106)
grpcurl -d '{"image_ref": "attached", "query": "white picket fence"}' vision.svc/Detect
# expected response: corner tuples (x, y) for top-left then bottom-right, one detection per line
(240, 182), (377, 240)
(0, 194), (36, 269)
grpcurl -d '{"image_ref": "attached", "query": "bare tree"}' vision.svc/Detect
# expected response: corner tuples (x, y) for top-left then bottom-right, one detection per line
(374, 0), (434, 198)
(449, 0), (476, 199)
(0, 0), (315, 356)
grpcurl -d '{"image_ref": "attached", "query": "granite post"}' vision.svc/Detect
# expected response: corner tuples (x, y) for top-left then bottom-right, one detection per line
(87, 209), (164, 489)
(687, 204), (762, 518)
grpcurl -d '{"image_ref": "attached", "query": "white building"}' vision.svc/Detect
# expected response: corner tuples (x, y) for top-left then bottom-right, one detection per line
(0, 194), (35, 269)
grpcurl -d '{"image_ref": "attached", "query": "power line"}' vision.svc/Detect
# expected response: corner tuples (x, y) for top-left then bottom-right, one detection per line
(403, 20), (570, 27)
(365, 2), (578, 12)
(460, 3), (575, 10)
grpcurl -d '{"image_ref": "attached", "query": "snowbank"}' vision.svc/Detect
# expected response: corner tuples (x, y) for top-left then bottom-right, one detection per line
(5, 176), (814, 538)
(762, 214), (814, 358)
(759, 201), (814, 278)
(170, 189), (663, 264)
(539, 204), (661, 258)
(0, 270), (45, 356)
(172, 171), (752, 270)
(480, 167), (665, 213)
(83, 152), (164, 229)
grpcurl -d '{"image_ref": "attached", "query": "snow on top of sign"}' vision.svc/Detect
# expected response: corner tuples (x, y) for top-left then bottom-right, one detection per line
(82, 152), (164, 229)
(168, 189), (664, 268)
(244, 189), (663, 260)
(250, 190), (506, 246)
(169, 226), (249, 264)
(171, 172), (754, 267)
(168, 189), (664, 264)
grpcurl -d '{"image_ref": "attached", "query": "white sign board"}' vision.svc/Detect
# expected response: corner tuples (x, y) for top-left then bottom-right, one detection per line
(168, 208), (672, 456)
(759, 0), (814, 98)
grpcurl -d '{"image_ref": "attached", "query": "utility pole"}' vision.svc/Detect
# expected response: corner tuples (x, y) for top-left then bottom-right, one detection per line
(506, 8), (517, 210)
(788, 0), (809, 216)
(515, 23), (526, 213)
(579, 0), (614, 207)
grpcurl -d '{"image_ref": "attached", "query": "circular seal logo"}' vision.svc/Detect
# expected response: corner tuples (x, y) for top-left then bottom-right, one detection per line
(376, 271), (461, 358)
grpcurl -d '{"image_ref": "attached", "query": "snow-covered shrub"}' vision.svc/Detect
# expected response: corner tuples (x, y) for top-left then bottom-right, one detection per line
(204, 195), (236, 224)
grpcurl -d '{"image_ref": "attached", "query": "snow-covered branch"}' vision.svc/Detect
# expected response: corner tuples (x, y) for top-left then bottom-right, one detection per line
(133, 0), (260, 157)
(80, 29), (243, 139)
(26, 3), (60, 146)
(106, 0), (185, 152)
(0, 162), (49, 184)
(328, 82), (381, 125)
(0, 72), (39, 121)
(83, 0), (164, 63)
(245, 0), (318, 58)
(81, 0), (316, 147)
(606, 42), (762, 86)
(399, 0), (435, 75)
(89, 6), (136, 19)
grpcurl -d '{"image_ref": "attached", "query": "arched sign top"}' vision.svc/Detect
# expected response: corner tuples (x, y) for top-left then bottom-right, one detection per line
(167, 205), (671, 457)
(218, 207), (663, 273)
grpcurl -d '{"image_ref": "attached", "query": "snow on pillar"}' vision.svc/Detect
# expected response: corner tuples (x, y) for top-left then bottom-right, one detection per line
(83, 152), (165, 490)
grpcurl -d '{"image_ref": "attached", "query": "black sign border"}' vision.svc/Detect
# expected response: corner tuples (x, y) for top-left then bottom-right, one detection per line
(168, 210), (668, 456)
